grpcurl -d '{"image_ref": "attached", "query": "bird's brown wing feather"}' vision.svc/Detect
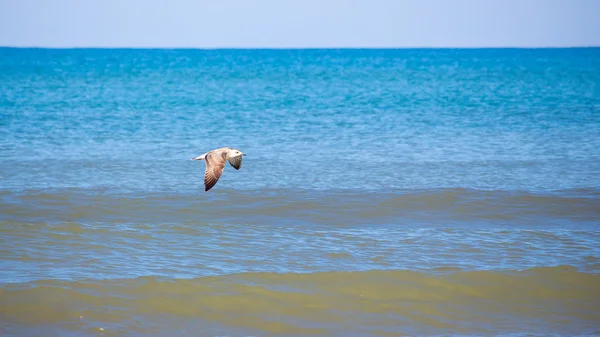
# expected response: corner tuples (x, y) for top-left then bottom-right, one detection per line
(204, 151), (226, 191)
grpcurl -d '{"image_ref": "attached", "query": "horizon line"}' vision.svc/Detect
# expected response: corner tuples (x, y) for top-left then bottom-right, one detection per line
(1, 45), (600, 50)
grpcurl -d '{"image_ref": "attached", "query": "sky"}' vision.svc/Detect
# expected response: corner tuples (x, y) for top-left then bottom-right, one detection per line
(0, 0), (599, 48)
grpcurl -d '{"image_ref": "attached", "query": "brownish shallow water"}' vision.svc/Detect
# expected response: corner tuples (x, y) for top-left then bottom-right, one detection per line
(1, 189), (600, 336)
(1, 267), (599, 336)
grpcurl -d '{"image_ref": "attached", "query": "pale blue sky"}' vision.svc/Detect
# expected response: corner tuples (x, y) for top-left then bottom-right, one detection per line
(1, 0), (599, 48)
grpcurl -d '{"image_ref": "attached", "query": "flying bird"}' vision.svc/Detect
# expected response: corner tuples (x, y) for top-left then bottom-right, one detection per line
(191, 147), (246, 191)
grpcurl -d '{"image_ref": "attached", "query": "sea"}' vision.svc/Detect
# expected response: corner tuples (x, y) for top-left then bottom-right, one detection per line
(1, 48), (599, 337)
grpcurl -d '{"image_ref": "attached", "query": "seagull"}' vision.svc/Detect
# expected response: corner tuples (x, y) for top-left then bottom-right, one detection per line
(191, 147), (246, 191)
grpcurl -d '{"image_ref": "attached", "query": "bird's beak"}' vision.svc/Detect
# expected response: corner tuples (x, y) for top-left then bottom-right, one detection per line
(242, 153), (246, 156)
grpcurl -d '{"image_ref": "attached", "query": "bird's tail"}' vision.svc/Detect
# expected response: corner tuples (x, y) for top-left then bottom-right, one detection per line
(190, 154), (206, 161)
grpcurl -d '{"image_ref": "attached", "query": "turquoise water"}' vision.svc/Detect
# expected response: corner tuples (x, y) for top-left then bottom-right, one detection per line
(1, 48), (600, 336)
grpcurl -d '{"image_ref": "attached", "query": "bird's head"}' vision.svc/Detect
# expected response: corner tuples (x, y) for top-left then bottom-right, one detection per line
(229, 148), (246, 157)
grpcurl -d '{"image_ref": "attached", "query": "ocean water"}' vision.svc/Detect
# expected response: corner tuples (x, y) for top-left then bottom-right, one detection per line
(1, 48), (600, 336)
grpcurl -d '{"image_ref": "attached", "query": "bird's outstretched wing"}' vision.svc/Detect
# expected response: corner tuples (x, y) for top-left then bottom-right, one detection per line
(228, 155), (243, 170)
(204, 151), (227, 191)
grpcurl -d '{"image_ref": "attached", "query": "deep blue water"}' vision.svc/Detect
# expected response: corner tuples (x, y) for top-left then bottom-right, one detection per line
(1, 48), (599, 192)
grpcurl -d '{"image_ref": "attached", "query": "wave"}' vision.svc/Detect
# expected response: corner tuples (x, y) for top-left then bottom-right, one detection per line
(1, 187), (599, 227)
(1, 267), (599, 336)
